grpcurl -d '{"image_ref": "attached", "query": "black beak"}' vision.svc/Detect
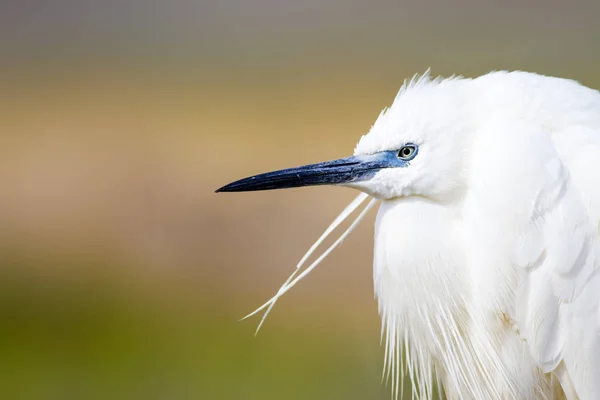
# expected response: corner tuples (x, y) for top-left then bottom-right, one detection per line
(216, 151), (403, 193)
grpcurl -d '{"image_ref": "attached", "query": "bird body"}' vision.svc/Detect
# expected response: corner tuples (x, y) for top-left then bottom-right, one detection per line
(217, 71), (600, 399)
(367, 72), (600, 399)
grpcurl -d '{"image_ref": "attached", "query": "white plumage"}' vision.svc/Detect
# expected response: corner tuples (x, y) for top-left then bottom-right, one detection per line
(221, 70), (600, 399)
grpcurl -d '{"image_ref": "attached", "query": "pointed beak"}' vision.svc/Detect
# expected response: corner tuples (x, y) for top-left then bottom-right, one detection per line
(215, 151), (404, 193)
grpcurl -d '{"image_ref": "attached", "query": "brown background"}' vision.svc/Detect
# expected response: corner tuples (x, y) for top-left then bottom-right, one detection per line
(1, 1), (599, 398)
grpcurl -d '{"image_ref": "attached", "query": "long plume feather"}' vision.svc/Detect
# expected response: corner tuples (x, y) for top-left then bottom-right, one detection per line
(296, 192), (369, 269)
(243, 195), (379, 334)
(240, 193), (370, 322)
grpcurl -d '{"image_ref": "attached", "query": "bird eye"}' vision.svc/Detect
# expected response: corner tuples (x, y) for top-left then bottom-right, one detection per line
(397, 144), (418, 161)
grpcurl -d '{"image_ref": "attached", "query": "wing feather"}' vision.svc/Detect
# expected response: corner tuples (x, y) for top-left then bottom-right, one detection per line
(467, 121), (600, 399)
(514, 127), (600, 399)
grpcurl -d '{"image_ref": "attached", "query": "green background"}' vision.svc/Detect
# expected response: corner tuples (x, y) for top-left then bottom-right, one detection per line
(1, 1), (599, 398)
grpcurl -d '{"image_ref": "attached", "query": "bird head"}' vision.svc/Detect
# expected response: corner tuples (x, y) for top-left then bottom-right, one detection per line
(216, 73), (474, 202)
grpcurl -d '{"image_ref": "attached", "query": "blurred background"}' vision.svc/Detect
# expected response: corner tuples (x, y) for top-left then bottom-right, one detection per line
(1, 0), (600, 398)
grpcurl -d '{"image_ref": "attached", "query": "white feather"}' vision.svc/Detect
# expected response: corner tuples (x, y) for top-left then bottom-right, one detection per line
(364, 71), (600, 399)
(241, 70), (600, 399)
(244, 194), (377, 333)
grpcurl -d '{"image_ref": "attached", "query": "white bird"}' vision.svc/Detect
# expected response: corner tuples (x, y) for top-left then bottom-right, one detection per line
(216, 70), (600, 400)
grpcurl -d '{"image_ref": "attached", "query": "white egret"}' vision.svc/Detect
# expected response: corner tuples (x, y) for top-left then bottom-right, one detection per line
(216, 71), (600, 399)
